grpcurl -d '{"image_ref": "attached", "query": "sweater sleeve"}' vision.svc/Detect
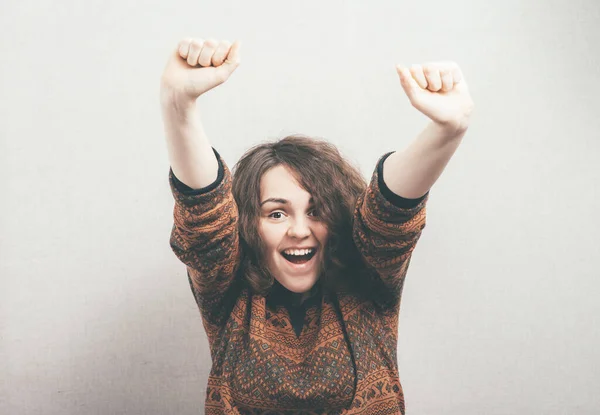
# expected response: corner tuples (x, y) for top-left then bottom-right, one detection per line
(169, 149), (241, 328)
(352, 152), (428, 299)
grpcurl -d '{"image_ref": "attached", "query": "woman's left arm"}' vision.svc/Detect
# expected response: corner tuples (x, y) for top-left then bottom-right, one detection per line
(383, 62), (474, 199)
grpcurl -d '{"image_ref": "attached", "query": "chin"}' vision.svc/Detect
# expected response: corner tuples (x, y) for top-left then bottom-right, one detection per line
(268, 250), (322, 294)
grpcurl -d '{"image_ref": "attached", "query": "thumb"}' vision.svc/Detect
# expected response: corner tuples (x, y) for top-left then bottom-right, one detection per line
(396, 65), (420, 100)
(216, 40), (241, 79)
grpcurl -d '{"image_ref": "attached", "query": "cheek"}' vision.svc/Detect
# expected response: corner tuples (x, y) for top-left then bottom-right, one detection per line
(259, 222), (284, 252)
(315, 224), (330, 244)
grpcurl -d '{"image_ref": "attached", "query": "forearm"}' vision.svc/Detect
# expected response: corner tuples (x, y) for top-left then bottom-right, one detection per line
(160, 92), (219, 189)
(383, 121), (466, 199)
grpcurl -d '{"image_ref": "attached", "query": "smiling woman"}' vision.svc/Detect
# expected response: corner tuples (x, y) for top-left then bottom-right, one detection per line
(232, 136), (366, 303)
(259, 163), (328, 298)
(161, 37), (472, 414)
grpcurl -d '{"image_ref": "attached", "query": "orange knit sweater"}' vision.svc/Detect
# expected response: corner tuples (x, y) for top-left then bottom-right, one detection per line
(169, 153), (428, 414)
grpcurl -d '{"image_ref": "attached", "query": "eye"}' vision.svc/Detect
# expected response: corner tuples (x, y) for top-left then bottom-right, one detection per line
(268, 211), (285, 219)
(308, 209), (319, 217)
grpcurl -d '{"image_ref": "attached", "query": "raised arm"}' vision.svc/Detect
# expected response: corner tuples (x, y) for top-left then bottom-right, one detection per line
(383, 62), (474, 198)
(160, 38), (242, 332)
(353, 62), (474, 304)
(160, 38), (241, 188)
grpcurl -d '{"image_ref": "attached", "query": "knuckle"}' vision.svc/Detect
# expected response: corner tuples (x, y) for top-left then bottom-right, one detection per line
(214, 43), (228, 56)
(190, 38), (204, 47)
(178, 38), (192, 48)
(441, 62), (454, 72)
(177, 38), (192, 55)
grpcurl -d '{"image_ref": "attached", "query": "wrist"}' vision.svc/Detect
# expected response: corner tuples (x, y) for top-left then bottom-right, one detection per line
(431, 119), (470, 138)
(160, 93), (198, 124)
(160, 85), (197, 111)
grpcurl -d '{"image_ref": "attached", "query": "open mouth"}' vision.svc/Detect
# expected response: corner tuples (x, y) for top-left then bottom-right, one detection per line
(280, 248), (317, 265)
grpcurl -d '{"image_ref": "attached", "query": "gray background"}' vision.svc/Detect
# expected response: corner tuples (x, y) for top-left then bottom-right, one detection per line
(2, 0), (599, 414)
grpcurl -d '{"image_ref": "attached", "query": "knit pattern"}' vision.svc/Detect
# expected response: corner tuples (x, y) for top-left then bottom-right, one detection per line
(169, 155), (427, 414)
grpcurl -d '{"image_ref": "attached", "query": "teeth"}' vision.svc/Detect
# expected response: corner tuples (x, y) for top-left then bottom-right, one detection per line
(283, 248), (314, 256)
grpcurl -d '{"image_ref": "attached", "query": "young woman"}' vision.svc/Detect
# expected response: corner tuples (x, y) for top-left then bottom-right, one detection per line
(160, 38), (473, 415)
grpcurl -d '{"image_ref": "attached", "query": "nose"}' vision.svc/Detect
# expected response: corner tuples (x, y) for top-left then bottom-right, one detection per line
(287, 217), (311, 239)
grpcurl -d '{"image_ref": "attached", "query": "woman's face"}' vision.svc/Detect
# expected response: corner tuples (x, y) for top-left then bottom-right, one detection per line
(258, 164), (329, 294)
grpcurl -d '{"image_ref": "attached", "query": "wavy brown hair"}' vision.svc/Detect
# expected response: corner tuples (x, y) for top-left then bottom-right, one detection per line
(231, 134), (367, 296)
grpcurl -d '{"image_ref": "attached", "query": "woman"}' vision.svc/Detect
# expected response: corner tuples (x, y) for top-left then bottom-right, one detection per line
(160, 38), (473, 415)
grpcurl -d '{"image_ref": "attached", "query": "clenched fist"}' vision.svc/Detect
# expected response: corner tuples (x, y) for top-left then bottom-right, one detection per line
(160, 38), (241, 103)
(396, 62), (474, 133)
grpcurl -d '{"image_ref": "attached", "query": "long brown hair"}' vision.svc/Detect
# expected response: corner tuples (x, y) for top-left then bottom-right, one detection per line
(231, 134), (367, 296)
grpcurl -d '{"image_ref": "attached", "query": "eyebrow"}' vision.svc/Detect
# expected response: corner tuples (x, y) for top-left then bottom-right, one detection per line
(260, 197), (314, 207)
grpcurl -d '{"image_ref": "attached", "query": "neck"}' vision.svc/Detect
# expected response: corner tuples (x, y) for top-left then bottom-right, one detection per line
(271, 280), (320, 307)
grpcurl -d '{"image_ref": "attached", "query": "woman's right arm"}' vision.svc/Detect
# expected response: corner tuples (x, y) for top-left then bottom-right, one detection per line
(160, 37), (240, 187)
(160, 39), (242, 330)
(160, 97), (219, 189)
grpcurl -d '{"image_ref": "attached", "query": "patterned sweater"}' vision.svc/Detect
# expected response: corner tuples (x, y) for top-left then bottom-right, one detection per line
(169, 151), (428, 414)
